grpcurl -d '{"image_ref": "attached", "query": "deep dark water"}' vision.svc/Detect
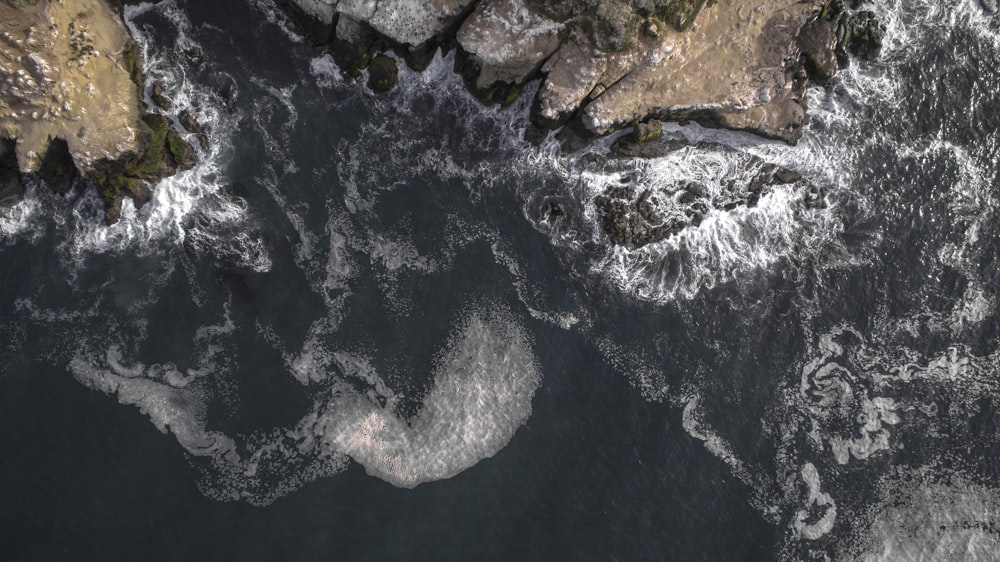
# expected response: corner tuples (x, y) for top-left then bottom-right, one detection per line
(2, 0), (1000, 561)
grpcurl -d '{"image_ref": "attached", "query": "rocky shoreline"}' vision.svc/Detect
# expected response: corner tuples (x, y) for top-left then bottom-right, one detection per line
(278, 0), (883, 247)
(1, 0), (884, 236)
(281, 0), (884, 146)
(0, 0), (196, 223)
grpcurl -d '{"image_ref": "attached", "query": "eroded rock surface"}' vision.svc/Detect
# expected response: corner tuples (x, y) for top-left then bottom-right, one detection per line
(0, 0), (143, 172)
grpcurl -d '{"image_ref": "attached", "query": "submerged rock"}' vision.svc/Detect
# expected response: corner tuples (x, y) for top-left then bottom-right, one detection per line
(839, 11), (885, 62)
(366, 54), (398, 93)
(591, 144), (821, 248)
(179, 110), (209, 151)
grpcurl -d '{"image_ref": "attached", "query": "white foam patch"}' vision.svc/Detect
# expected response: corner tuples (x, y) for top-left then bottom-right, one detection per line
(600, 185), (842, 303)
(793, 462), (837, 541)
(0, 180), (46, 244)
(309, 54), (343, 89)
(682, 396), (753, 481)
(844, 472), (1000, 562)
(313, 307), (540, 488)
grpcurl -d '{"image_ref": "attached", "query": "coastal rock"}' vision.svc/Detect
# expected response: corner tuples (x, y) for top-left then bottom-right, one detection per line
(798, 13), (841, 81)
(281, 0), (884, 146)
(455, 0), (562, 93)
(591, 143), (820, 248)
(277, 0), (886, 146)
(1, 0), (196, 224)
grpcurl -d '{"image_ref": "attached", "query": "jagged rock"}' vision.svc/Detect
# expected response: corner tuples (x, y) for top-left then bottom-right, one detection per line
(151, 82), (172, 110)
(455, 0), (561, 94)
(179, 110), (209, 151)
(366, 54), (398, 93)
(272, 0), (883, 147)
(839, 11), (885, 62)
(0, 138), (25, 207)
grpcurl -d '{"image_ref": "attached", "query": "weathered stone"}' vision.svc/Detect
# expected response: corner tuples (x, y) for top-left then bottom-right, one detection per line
(0, 0), (144, 173)
(643, 20), (659, 38)
(179, 110), (209, 151)
(632, 120), (662, 143)
(456, 0), (562, 91)
(336, 0), (477, 46)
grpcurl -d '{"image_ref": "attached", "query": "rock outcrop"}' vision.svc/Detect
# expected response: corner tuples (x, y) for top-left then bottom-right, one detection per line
(0, 0), (195, 223)
(282, 0), (884, 145)
(591, 141), (825, 248)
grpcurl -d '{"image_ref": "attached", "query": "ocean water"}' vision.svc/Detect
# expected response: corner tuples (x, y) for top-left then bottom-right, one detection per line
(1, 0), (999, 560)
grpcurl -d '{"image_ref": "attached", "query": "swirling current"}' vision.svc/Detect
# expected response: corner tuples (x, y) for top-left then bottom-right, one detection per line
(1, 0), (999, 560)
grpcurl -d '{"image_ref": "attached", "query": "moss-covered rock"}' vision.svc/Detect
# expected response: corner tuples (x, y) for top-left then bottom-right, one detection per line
(366, 54), (398, 93)
(90, 114), (196, 223)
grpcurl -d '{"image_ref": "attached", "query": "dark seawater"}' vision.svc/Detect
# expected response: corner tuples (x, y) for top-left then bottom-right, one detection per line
(1, 1), (1000, 560)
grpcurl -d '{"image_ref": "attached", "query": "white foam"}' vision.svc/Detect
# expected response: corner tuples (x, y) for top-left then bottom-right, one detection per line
(846, 472), (1000, 562)
(313, 307), (540, 488)
(309, 54), (343, 89)
(792, 463), (837, 541)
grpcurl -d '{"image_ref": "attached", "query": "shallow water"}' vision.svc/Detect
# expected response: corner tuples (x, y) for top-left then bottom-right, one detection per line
(2, 0), (1000, 560)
